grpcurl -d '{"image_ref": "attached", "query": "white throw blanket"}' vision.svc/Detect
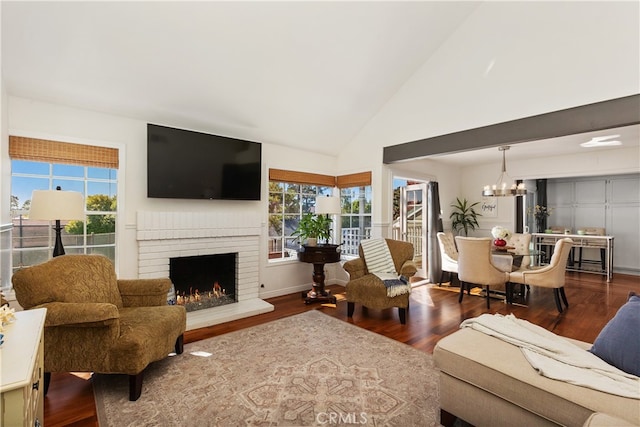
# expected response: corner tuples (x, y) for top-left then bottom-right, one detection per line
(360, 238), (411, 297)
(461, 313), (640, 399)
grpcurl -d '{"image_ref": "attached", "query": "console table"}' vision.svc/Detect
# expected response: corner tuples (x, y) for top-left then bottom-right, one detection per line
(532, 233), (614, 281)
(1, 308), (46, 427)
(297, 244), (341, 304)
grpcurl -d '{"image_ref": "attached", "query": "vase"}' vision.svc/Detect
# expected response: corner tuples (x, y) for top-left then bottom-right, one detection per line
(493, 238), (507, 247)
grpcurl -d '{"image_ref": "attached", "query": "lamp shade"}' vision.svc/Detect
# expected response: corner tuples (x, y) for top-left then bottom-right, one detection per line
(29, 190), (85, 220)
(315, 196), (341, 215)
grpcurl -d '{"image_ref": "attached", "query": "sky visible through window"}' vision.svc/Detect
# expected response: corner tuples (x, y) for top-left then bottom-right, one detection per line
(11, 160), (117, 209)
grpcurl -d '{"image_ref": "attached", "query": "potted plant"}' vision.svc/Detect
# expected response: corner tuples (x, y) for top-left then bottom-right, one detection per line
(313, 214), (333, 244)
(528, 204), (553, 233)
(292, 213), (333, 246)
(450, 197), (481, 236)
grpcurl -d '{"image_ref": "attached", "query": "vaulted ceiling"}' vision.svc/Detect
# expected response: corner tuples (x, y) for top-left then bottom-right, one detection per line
(1, 1), (479, 156)
(2, 2), (638, 165)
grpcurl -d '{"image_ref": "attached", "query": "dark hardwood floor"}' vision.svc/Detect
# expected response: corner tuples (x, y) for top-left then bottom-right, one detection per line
(44, 271), (639, 426)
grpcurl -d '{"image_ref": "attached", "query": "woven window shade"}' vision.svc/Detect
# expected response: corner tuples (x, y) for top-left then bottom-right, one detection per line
(336, 171), (371, 188)
(269, 168), (336, 187)
(9, 136), (119, 169)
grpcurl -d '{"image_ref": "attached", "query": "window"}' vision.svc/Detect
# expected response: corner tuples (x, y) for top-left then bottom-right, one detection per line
(268, 181), (332, 260)
(267, 169), (372, 260)
(9, 137), (118, 272)
(340, 185), (372, 257)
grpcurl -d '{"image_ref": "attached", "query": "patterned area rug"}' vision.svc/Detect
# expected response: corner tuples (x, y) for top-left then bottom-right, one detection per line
(94, 310), (440, 426)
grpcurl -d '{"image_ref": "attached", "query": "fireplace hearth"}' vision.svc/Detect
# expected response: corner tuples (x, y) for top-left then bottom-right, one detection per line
(170, 253), (237, 313)
(136, 210), (275, 329)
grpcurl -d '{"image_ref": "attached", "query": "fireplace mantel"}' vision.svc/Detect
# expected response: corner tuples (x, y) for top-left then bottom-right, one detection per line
(136, 211), (273, 330)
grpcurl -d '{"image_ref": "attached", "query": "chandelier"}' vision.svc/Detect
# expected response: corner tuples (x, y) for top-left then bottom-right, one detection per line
(482, 146), (526, 197)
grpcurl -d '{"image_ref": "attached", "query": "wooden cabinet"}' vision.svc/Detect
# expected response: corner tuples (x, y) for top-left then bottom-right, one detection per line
(1, 308), (46, 427)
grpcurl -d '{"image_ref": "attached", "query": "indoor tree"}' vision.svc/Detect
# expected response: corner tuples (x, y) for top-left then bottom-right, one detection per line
(449, 197), (481, 236)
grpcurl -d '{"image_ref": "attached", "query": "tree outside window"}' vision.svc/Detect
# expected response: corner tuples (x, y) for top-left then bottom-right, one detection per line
(11, 160), (117, 270)
(268, 182), (331, 260)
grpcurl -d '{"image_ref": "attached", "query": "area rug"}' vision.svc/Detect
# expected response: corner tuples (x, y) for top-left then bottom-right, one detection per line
(94, 310), (440, 426)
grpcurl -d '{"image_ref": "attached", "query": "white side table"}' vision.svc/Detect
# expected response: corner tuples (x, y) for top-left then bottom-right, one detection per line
(1, 308), (46, 427)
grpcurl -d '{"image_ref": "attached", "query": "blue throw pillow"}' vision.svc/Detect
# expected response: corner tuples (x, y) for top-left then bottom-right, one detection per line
(589, 293), (640, 376)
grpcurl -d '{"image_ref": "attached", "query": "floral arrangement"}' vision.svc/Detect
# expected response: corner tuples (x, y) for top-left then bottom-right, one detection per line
(491, 225), (512, 240)
(0, 304), (16, 332)
(528, 205), (553, 222)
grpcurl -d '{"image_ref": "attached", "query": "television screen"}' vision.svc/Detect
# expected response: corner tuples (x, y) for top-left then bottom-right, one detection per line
(147, 124), (262, 200)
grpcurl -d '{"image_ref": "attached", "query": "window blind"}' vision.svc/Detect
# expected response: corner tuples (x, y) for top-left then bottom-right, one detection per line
(268, 168), (336, 187)
(9, 136), (119, 169)
(269, 169), (371, 188)
(336, 171), (371, 188)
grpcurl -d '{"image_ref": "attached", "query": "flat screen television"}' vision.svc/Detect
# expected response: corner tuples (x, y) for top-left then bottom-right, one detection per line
(147, 124), (262, 200)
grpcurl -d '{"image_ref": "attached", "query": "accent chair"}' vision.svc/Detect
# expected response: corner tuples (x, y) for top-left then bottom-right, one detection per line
(12, 254), (187, 401)
(343, 239), (417, 324)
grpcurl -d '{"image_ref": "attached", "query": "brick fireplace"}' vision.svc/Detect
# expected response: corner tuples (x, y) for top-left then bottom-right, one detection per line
(136, 211), (273, 330)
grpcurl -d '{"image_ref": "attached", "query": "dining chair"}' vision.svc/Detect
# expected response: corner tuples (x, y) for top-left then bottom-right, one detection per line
(540, 226), (572, 264)
(508, 238), (573, 313)
(575, 227), (607, 271)
(436, 232), (458, 286)
(455, 237), (510, 309)
(506, 232), (532, 270)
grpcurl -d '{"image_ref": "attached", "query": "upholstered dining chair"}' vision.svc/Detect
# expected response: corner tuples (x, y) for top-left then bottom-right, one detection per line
(506, 232), (533, 270)
(508, 237), (573, 313)
(436, 232), (458, 286)
(575, 227), (607, 271)
(540, 226), (571, 264)
(455, 237), (510, 309)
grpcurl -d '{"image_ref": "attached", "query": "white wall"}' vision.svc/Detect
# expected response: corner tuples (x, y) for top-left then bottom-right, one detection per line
(5, 96), (339, 298)
(547, 174), (640, 275)
(338, 1), (639, 237)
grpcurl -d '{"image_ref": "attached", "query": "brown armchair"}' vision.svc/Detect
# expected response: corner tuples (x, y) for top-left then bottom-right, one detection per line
(343, 239), (417, 324)
(12, 254), (187, 401)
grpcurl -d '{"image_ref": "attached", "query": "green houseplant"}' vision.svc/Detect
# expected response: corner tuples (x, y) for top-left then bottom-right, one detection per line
(292, 213), (333, 246)
(450, 197), (481, 236)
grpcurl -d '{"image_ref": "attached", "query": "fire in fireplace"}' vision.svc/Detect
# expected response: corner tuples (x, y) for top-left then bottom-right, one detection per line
(169, 253), (237, 312)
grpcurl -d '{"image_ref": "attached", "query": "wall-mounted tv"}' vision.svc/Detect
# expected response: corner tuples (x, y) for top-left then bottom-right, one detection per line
(147, 124), (262, 200)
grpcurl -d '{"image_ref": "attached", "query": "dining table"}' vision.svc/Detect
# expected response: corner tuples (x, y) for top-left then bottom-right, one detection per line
(491, 248), (543, 272)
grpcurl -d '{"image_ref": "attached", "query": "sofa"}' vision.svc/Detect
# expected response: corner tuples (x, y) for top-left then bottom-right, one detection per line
(434, 327), (639, 427)
(12, 254), (187, 400)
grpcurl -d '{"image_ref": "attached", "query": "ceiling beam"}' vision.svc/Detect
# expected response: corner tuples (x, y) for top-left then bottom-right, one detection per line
(383, 94), (640, 164)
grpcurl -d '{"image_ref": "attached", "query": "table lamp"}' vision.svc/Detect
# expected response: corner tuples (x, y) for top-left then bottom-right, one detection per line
(29, 186), (85, 257)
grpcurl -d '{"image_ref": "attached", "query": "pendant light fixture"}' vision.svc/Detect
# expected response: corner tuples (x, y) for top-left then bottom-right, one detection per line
(482, 146), (526, 197)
